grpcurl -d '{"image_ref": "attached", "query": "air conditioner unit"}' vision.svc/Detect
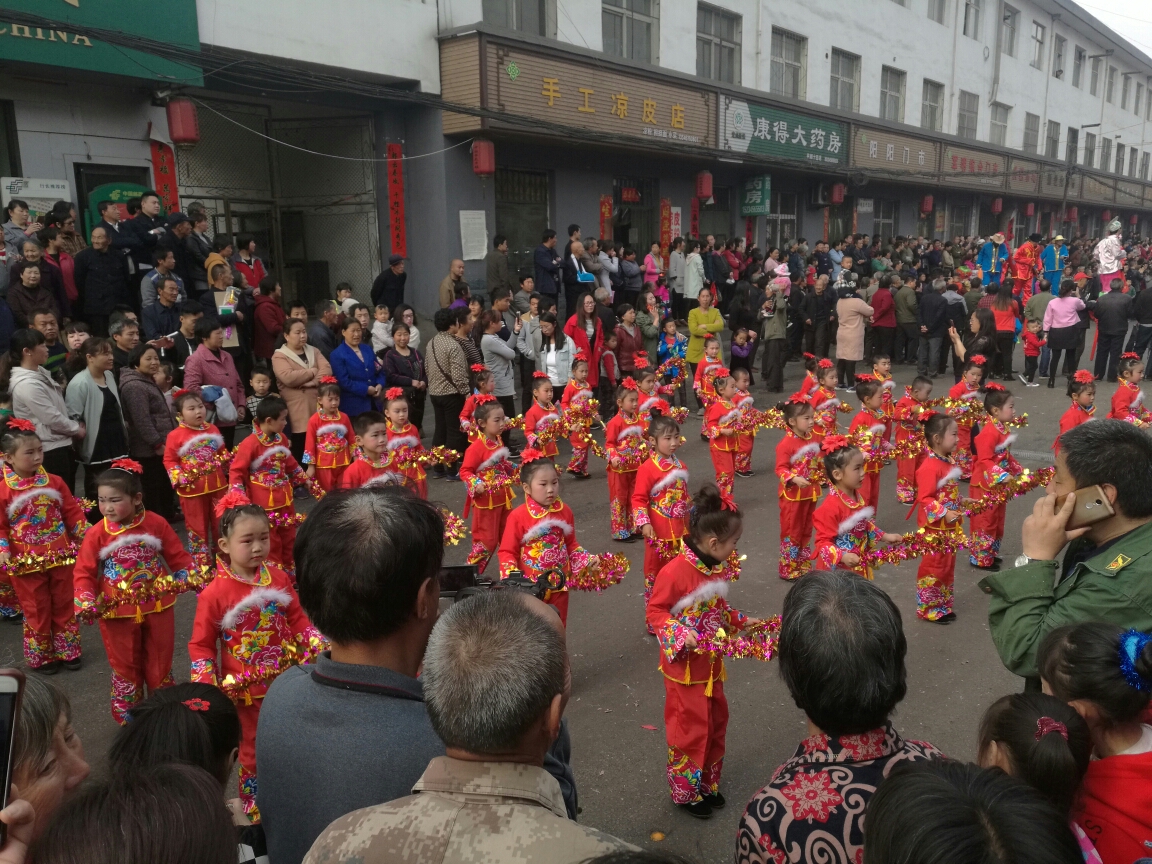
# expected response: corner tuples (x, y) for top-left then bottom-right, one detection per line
(809, 183), (830, 207)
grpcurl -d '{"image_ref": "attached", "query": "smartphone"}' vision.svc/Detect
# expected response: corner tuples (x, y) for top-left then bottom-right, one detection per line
(1058, 485), (1115, 530)
(0, 670), (24, 845)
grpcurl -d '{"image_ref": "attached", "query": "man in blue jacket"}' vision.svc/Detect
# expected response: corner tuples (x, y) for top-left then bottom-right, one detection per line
(1041, 235), (1067, 293)
(977, 232), (1009, 288)
(533, 229), (561, 301)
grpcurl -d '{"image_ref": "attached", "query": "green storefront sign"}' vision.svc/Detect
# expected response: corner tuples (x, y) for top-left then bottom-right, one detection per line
(0, 0), (200, 84)
(740, 175), (771, 216)
(721, 97), (846, 166)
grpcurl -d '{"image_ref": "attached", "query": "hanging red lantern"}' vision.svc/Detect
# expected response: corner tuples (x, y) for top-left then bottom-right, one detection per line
(831, 183), (847, 205)
(166, 98), (199, 148)
(1131, 213), (1140, 226)
(1102, 209), (1112, 222)
(1024, 202), (1035, 217)
(1066, 206), (1078, 222)
(920, 195), (933, 215)
(472, 140), (495, 176)
(990, 197), (1002, 214)
(695, 171), (713, 199)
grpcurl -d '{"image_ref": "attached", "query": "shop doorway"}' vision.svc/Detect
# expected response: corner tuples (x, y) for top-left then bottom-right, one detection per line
(765, 191), (799, 251)
(698, 186), (731, 245)
(949, 205), (972, 240)
(613, 177), (658, 251)
(495, 168), (549, 279)
(73, 164), (151, 237)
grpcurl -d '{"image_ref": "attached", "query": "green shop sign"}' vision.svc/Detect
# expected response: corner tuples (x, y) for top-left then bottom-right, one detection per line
(740, 175), (771, 216)
(0, 0), (201, 84)
(721, 97), (845, 166)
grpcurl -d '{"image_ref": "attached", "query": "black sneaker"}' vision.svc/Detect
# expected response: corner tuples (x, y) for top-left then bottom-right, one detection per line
(702, 792), (726, 809)
(736, 470), (755, 478)
(35, 661), (61, 675)
(63, 657), (82, 671)
(679, 800), (713, 819)
(615, 534), (639, 544)
(971, 561), (1000, 572)
(2, 614), (22, 625)
(443, 473), (461, 483)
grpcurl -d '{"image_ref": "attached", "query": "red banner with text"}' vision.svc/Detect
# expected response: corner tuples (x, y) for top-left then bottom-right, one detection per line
(599, 194), (612, 243)
(386, 143), (407, 257)
(660, 198), (671, 258)
(150, 141), (180, 213)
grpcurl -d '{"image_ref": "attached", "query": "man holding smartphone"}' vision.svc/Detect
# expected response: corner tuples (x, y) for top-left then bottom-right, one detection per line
(981, 419), (1152, 685)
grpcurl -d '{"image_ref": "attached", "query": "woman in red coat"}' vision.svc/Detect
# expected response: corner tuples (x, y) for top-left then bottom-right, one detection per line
(564, 292), (604, 387)
(252, 279), (286, 361)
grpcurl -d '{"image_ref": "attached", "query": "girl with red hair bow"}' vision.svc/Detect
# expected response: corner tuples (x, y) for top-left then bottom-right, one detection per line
(1108, 353), (1151, 426)
(302, 376), (355, 492)
(604, 377), (646, 539)
(459, 398), (517, 571)
(560, 352), (595, 478)
(524, 372), (563, 461)
(703, 369), (742, 510)
(775, 396), (820, 581)
(798, 353), (820, 399)
(948, 355), (986, 480)
(807, 358), (849, 442)
(1055, 371), (1096, 454)
(969, 383), (1022, 570)
(383, 387), (428, 498)
(459, 364), (496, 441)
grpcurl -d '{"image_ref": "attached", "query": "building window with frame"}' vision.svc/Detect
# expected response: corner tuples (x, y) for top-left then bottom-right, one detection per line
(1030, 21), (1044, 69)
(1001, 6), (1018, 57)
(1066, 126), (1078, 164)
(770, 28), (806, 99)
(1142, 151), (1150, 181)
(1130, 147), (1139, 177)
(1044, 120), (1060, 158)
(963, 0), (981, 39)
(1084, 131), (1096, 167)
(602, 0), (659, 64)
(921, 79), (944, 131)
(1122, 75), (1131, 109)
(1137, 83), (1145, 116)
(948, 204), (971, 239)
(1115, 141), (1124, 174)
(957, 90), (978, 139)
(829, 48), (860, 111)
(990, 103), (1010, 146)
(879, 66), (906, 122)
(1052, 35), (1065, 79)
(1022, 112), (1039, 153)
(696, 3), (741, 84)
(482, 0), (553, 36)
(1091, 57), (1102, 95)
(1100, 136), (1112, 172)
(1072, 46), (1085, 87)
(875, 200), (899, 240)
(1106, 66), (1117, 103)
(928, 0), (946, 25)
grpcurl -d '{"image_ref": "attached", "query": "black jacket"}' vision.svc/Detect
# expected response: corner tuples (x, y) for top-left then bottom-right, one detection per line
(917, 290), (950, 337)
(184, 231), (212, 283)
(157, 230), (195, 290)
(814, 251), (833, 277)
(802, 289), (837, 325)
(371, 269), (407, 310)
(1132, 287), (1152, 326)
(141, 298), (181, 342)
(533, 244), (561, 295)
(1094, 291), (1133, 336)
(126, 213), (164, 271)
(73, 246), (132, 317)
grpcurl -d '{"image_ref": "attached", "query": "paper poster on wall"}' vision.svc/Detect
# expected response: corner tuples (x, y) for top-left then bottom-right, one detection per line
(459, 210), (488, 261)
(670, 206), (682, 239)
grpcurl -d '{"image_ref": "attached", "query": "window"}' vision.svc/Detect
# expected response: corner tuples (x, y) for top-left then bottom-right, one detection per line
(1022, 112), (1040, 153)
(1100, 136), (1112, 172)
(990, 103), (1010, 146)
(963, 0), (981, 39)
(1106, 66), (1116, 103)
(1084, 131), (1096, 167)
(928, 0), (946, 25)
(829, 49), (860, 111)
(1122, 75), (1131, 109)
(770, 28), (806, 99)
(1001, 6), (1018, 57)
(1030, 21), (1045, 69)
(482, 0), (552, 36)
(880, 66), (906, 122)
(1138, 83), (1145, 116)
(1142, 151), (1150, 181)
(696, 4), (740, 84)
(1090, 56), (1101, 95)
(948, 204), (971, 239)
(1115, 141), (1124, 174)
(1066, 126), (1078, 163)
(1045, 120), (1060, 158)
(875, 200), (899, 240)
(602, 0), (658, 63)
(1130, 147), (1139, 177)
(1052, 35), (1065, 79)
(921, 79), (944, 131)
(957, 90), (979, 139)
(1072, 46), (1085, 87)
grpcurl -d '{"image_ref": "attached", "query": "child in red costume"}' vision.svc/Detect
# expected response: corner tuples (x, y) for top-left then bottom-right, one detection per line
(523, 373), (563, 461)
(775, 397), (820, 581)
(871, 354), (895, 439)
(228, 396), (318, 574)
(797, 353), (819, 400)
(1055, 371), (1096, 454)
(813, 437), (901, 580)
(189, 492), (324, 820)
(1040, 622), (1152, 864)
(703, 370), (741, 510)
(630, 414), (690, 607)
(847, 376), (890, 512)
(460, 399), (517, 571)
(969, 384), (1022, 570)
(638, 358), (677, 421)
(947, 356), (986, 480)
(914, 413), (967, 623)
(74, 460), (197, 724)
(605, 379), (646, 540)
(1022, 320), (1047, 385)
(383, 388), (428, 498)
(732, 368), (757, 477)
(560, 353), (595, 478)
(164, 390), (230, 573)
(459, 365), (495, 441)
(692, 336), (724, 410)
(0, 419), (85, 669)
(340, 411), (406, 489)
(893, 376), (934, 503)
(807, 359), (850, 442)
(1108, 354), (1151, 426)
(645, 484), (764, 818)
(302, 377), (355, 492)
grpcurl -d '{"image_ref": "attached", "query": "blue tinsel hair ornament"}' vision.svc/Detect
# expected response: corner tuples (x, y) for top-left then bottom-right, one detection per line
(1118, 629), (1152, 693)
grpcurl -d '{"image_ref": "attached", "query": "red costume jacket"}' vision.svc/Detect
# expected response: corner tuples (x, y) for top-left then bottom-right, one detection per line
(972, 421), (1022, 491)
(645, 545), (748, 687)
(164, 422), (230, 498)
(189, 561), (323, 703)
(386, 423), (425, 485)
(630, 455), (690, 542)
(1073, 750), (1152, 864)
(893, 393), (932, 453)
(848, 408), (889, 474)
(1011, 240), (1041, 282)
(459, 436), (516, 517)
(808, 386), (848, 438)
(497, 498), (586, 591)
(915, 452), (963, 530)
(0, 467), (86, 574)
(947, 381), (982, 427)
(524, 400), (562, 458)
(798, 372), (818, 400)
(704, 400), (740, 452)
(605, 411), (647, 470)
(1109, 380), (1150, 425)
(639, 391), (671, 417)
(73, 511), (195, 621)
(1055, 402), (1095, 452)
(775, 431), (821, 503)
(339, 452), (406, 489)
(875, 372), (895, 422)
(813, 488), (882, 577)
(229, 430), (308, 510)
(303, 411), (354, 470)
(693, 357), (724, 405)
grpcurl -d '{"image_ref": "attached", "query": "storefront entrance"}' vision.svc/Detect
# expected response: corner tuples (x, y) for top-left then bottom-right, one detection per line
(495, 168), (549, 278)
(613, 176), (659, 250)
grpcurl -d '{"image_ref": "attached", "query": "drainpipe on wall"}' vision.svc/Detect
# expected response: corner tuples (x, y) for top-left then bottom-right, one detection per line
(990, 0), (1004, 108)
(754, 0), (763, 90)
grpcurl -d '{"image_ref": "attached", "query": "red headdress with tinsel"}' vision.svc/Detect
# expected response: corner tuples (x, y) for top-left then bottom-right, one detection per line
(532, 371), (550, 380)
(385, 387), (405, 401)
(803, 352), (815, 361)
(318, 376), (337, 385)
(785, 392), (810, 406)
(984, 381), (1006, 392)
(572, 350), (588, 363)
(4, 418), (36, 433)
(474, 394), (497, 406)
(817, 358), (835, 370)
(634, 351), (650, 370)
(855, 373), (877, 383)
(111, 458), (143, 475)
(713, 367), (732, 379)
(621, 377), (639, 391)
(171, 388), (191, 400)
(470, 364), (488, 374)
(820, 434), (851, 455)
(518, 447), (547, 465)
(969, 354), (987, 366)
(1122, 352), (1141, 360)
(1072, 369), (1095, 385)
(213, 489), (253, 518)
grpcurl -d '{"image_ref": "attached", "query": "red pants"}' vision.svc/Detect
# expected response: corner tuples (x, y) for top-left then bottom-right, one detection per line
(735, 433), (754, 474)
(969, 486), (1005, 567)
(861, 469), (881, 512)
(896, 452), (925, 504)
(777, 497), (817, 580)
(916, 550), (955, 620)
(643, 539), (680, 604)
(710, 447), (737, 508)
(567, 432), (589, 475)
(100, 607), (176, 724)
(1016, 276), (1033, 303)
(237, 700), (262, 819)
(267, 507), (298, 574)
(545, 590), (569, 626)
(10, 565), (79, 668)
(664, 677), (728, 804)
(607, 469), (637, 539)
(467, 505), (510, 572)
(314, 465), (346, 493)
(181, 490), (224, 574)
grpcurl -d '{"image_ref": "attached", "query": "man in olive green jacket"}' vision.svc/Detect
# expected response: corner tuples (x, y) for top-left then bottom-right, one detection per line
(981, 420), (1152, 681)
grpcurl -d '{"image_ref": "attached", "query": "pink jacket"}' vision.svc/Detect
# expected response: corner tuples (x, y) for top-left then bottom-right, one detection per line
(182, 344), (244, 427)
(643, 253), (663, 285)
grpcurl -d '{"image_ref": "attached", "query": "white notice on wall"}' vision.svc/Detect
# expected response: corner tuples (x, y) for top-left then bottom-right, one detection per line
(459, 210), (488, 260)
(670, 206), (682, 239)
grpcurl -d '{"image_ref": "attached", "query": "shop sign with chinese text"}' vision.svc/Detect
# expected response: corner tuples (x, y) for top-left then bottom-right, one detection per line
(850, 128), (937, 175)
(1007, 159), (1040, 195)
(740, 175), (771, 216)
(940, 146), (1005, 190)
(720, 97), (845, 166)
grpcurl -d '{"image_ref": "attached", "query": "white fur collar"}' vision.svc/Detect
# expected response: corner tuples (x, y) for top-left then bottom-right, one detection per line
(617, 424), (644, 440)
(177, 432), (224, 456)
(362, 472), (406, 488)
(386, 435), (420, 451)
(100, 532), (163, 559)
(735, 393), (754, 406)
(838, 506), (876, 536)
(867, 423), (886, 437)
(570, 389), (591, 403)
(817, 397), (839, 411)
(959, 389), (980, 400)
(651, 467), (689, 495)
(881, 379), (895, 390)
(220, 587), (293, 631)
(536, 412), (559, 426)
(719, 408), (741, 426)
(937, 467), (962, 490)
(995, 432), (1018, 452)
(671, 579), (728, 616)
(790, 442), (820, 464)
(522, 517), (573, 544)
(251, 445), (292, 470)
(1133, 389), (1144, 408)
(6, 487), (61, 519)
(478, 447), (510, 471)
(316, 422), (348, 437)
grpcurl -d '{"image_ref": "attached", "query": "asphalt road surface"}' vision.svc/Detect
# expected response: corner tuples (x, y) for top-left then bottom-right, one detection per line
(5, 347), (1090, 863)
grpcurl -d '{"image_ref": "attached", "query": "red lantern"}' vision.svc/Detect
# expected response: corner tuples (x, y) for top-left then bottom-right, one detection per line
(1102, 209), (1112, 222)
(1066, 206), (1078, 222)
(990, 197), (1002, 214)
(831, 183), (847, 205)
(166, 98), (199, 148)
(1024, 202), (1035, 217)
(695, 171), (713, 199)
(472, 140), (495, 176)
(1132, 214), (1140, 226)
(920, 195), (933, 215)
